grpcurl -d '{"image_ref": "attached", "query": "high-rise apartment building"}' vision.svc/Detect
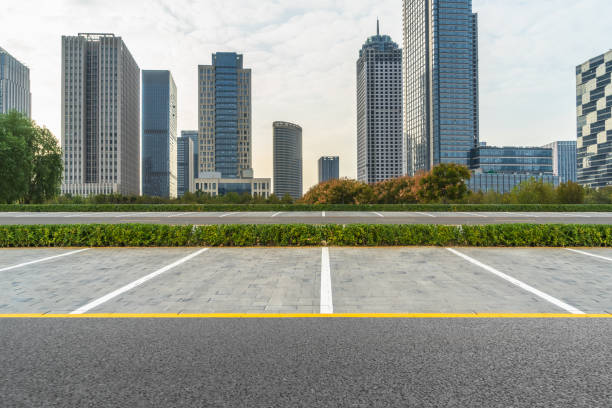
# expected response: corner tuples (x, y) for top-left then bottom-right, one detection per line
(142, 70), (177, 198)
(177, 136), (194, 197)
(356, 21), (403, 183)
(273, 121), (303, 200)
(542, 141), (577, 183)
(198, 52), (251, 178)
(181, 130), (199, 179)
(61, 33), (140, 196)
(0, 46), (31, 118)
(576, 50), (612, 188)
(403, 0), (479, 175)
(318, 156), (340, 183)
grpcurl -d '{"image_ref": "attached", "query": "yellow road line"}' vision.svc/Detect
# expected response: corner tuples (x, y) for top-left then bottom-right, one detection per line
(0, 313), (611, 319)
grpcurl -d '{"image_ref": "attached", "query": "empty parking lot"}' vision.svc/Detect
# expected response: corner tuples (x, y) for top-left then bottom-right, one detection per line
(2, 246), (612, 315)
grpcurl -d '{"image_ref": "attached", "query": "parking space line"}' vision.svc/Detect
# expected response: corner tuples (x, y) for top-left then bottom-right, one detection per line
(322, 211), (326, 217)
(504, 212), (537, 218)
(271, 212), (282, 218)
(0, 249), (90, 273)
(320, 248), (333, 314)
(566, 248), (612, 262)
(447, 248), (585, 315)
(70, 248), (209, 315)
(415, 212), (436, 218)
(219, 213), (238, 218)
(372, 212), (384, 218)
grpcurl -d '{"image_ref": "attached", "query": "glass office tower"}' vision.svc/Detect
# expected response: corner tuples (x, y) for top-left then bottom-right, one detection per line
(356, 21), (403, 183)
(0, 46), (31, 118)
(403, 0), (479, 175)
(181, 130), (199, 179)
(142, 70), (177, 198)
(576, 50), (612, 188)
(318, 156), (340, 183)
(198, 53), (251, 179)
(542, 141), (577, 183)
(177, 136), (193, 197)
(273, 121), (303, 200)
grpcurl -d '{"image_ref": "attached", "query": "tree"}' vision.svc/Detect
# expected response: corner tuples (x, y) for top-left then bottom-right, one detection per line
(281, 193), (294, 204)
(509, 178), (556, 204)
(372, 176), (420, 204)
(0, 111), (63, 204)
(556, 181), (585, 204)
(418, 163), (471, 203)
(301, 178), (374, 205)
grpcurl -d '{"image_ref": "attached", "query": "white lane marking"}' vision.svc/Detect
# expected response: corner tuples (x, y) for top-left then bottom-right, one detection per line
(271, 212), (282, 218)
(415, 212), (436, 218)
(114, 212), (149, 218)
(504, 212), (537, 218)
(372, 212), (384, 218)
(219, 213), (238, 218)
(461, 212), (487, 218)
(446, 248), (585, 315)
(70, 248), (209, 314)
(322, 211), (326, 217)
(167, 212), (192, 218)
(320, 247), (333, 314)
(0, 249), (90, 273)
(566, 248), (612, 262)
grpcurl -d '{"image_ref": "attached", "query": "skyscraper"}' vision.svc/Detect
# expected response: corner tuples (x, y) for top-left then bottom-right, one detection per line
(576, 50), (612, 188)
(0, 46), (31, 118)
(142, 70), (177, 198)
(181, 130), (199, 179)
(318, 156), (340, 183)
(273, 121), (303, 200)
(195, 52), (270, 198)
(403, 0), (479, 175)
(356, 21), (403, 183)
(177, 136), (194, 197)
(61, 33), (140, 196)
(542, 141), (577, 183)
(198, 52), (251, 178)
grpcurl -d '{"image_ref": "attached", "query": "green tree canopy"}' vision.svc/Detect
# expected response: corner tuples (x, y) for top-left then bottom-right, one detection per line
(418, 163), (471, 203)
(0, 111), (63, 203)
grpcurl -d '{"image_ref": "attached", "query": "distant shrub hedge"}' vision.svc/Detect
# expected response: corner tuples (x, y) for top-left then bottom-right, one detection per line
(2, 203), (612, 212)
(0, 224), (611, 248)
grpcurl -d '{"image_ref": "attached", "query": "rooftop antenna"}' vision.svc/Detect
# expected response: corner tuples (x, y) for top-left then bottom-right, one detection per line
(377, 18), (380, 36)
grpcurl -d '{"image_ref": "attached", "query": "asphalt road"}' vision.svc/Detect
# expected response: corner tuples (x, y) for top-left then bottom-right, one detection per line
(1, 211), (612, 225)
(2, 318), (611, 407)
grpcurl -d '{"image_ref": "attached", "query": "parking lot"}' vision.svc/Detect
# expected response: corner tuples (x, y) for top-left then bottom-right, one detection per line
(2, 246), (612, 315)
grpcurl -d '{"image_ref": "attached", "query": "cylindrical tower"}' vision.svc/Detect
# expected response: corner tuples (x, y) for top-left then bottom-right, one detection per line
(273, 121), (303, 200)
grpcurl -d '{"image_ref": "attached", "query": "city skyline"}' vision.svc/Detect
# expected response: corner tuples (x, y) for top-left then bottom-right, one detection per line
(2, 0), (611, 192)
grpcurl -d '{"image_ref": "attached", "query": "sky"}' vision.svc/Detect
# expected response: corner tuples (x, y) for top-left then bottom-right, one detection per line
(2, 0), (611, 193)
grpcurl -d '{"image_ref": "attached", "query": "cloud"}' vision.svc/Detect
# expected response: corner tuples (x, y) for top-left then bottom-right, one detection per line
(1, 0), (608, 192)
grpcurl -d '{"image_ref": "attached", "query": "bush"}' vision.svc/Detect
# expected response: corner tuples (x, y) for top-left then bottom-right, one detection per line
(1, 224), (611, 248)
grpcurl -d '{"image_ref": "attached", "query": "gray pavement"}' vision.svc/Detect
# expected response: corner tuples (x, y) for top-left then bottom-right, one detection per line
(2, 210), (612, 225)
(2, 247), (612, 314)
(1, 318), (612, 407)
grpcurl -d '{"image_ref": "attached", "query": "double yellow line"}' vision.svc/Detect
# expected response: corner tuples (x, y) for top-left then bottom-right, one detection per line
(0, 313), (611, 319)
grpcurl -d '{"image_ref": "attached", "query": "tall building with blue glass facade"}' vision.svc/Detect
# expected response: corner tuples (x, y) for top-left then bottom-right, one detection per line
(142, 70), (177, 198)
(318, 156), (340, 183)
(198, 53), (251, 178)
(576, 50), (612, 188)
(0, 46), (31, 118)
(356, 21), (403, 183)
(542, 141), (577, 183)
(177, 136), (193, 197)
(403, 0), (479, 175)
(181, 130), (199, 179)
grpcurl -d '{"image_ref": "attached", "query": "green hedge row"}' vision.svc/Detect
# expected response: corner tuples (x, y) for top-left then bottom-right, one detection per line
(1, 224), (611, 247)
(2, 203), (612, 212)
